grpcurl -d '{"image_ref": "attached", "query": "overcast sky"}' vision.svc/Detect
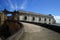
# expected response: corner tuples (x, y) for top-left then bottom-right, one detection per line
(0, 0), (60, 23)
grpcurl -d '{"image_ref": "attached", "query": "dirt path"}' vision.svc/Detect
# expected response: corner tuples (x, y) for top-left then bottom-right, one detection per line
(20, 22), (60, 40)
(1, 22), (60, 40)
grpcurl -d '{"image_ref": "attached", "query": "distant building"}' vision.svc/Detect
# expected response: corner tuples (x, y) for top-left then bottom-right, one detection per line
(0, 9), (56, 25)
(0, 12), (7, 25)
(18, 11), (56, 24)
(0, 9), (18, 22)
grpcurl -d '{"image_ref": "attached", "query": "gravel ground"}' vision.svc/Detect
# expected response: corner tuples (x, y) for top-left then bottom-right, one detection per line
(0, 22), (60, 40)
(20, 22), (60, 40)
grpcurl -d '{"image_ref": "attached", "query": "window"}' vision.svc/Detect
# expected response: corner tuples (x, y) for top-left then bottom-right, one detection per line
(24, 16), (27, 20)
(7, 14), (12, 16)
(7, 13), (13, 20)
(39, 17), (41, 21)
(44, 18), (46, 21)
(49, 18), (51, 21)
(32, 17), (35, 21)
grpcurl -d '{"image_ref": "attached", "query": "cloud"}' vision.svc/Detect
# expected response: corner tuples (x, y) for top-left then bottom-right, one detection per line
(15, 4), (18, 11)
(54, 16), (60, 23)
(8, 0), (14, 9)
(14, 0), (18, 11)
(15, 3), (17, 10)
(20, 0), (27, 9)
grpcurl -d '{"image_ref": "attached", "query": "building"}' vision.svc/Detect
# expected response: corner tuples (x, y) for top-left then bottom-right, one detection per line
(18, 11), (56, 24)
(0, 9), (56, 25)
(0, 12), (7, 25)
(0, 9), (18, 22)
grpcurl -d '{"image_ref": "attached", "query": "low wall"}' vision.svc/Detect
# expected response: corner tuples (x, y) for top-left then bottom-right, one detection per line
(5, 20), (24, 40)
(0, 20), (24, 40)
(6, 28), (24, 40)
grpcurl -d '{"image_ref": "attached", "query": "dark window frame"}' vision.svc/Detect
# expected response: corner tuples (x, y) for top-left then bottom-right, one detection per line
(32, 17), (35, 21)
(24, 16), (27, 20)
(49, 18), (51, 21)
(44, 18), (46, 21)
(39, 17), (41, 21)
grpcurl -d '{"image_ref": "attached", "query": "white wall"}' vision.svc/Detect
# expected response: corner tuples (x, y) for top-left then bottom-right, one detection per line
(46, 18), (49, 24)
(50, 19), (53, 24)
(28, 16), (32, 22)
(19, 15), (24, 20)
(41, 17), (44, 23)
(26, 16), (29, 21)
(19, 15), (54, 24)
(36, 17), (39, 22)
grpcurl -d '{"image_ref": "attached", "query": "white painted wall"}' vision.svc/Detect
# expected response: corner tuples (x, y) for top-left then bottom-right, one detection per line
(41, 17), (44, 23)
(19, 15), (24, 20)
(19, 15), (54, 24)
(46, 18), (49, 24)
(36, 17), (39, 22)
(28, 16), (33, 22)
(50, 19), (53, 24)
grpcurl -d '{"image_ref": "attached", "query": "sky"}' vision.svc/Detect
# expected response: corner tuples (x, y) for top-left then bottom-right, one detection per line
(0, 0), (60, 23)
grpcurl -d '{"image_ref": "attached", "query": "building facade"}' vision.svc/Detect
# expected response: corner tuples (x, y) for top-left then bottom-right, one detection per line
(0, 9), (56, 25)
(18, 11), (56, 24)
(0, 12), (7, 25)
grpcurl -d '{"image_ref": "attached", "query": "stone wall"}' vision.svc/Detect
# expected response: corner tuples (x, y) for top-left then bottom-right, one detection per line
(0, 12), (7, 25)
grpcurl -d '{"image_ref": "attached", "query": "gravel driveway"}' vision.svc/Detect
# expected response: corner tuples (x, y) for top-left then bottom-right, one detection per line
(20, 22), (60, 40)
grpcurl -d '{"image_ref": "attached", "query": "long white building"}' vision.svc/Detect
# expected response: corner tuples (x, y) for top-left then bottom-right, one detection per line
(0, 9), (56, 24)
(18, 11), (56, 24)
